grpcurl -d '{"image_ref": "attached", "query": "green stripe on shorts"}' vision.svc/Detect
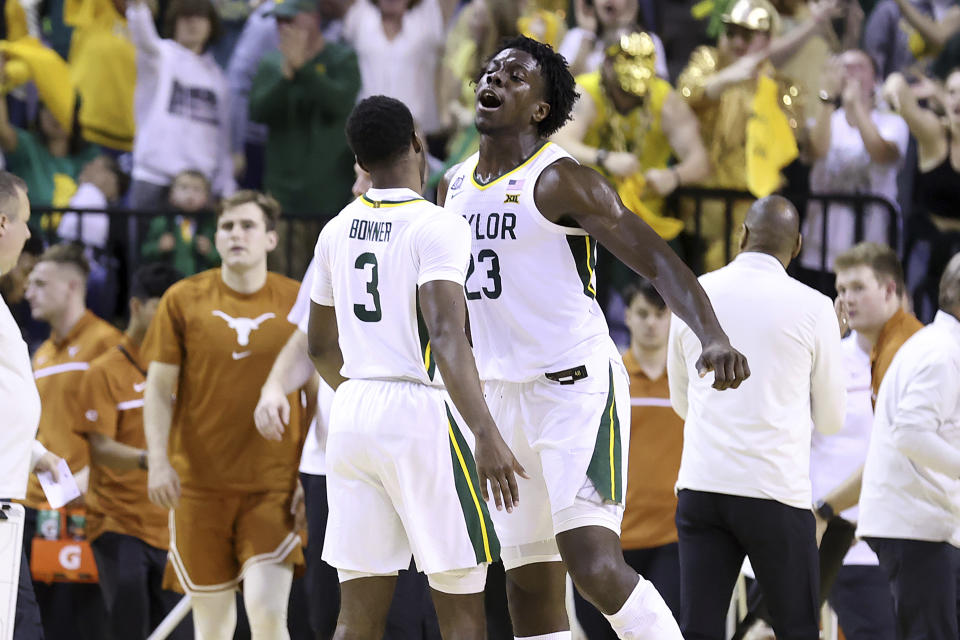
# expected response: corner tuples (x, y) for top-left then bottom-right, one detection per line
(586, 364), (623, 503)
(446, 405), (500, 564)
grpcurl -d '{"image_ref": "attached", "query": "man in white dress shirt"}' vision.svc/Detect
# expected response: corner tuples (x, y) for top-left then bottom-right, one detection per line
(668, 195), (846, 640)
(0, 171), (62, 640)
(858, 252), (960, 640)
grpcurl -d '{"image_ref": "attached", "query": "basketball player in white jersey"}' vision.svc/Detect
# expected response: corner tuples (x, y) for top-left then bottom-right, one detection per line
(306, 95), (526, 640)
(439, 36), (750, 640)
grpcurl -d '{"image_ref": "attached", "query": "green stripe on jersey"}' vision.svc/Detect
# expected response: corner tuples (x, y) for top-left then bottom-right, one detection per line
(566, 235), (598, 299)
(415, 291), (436, 380)
(446, 405), (500, 564)
(586, 364), (623, 503)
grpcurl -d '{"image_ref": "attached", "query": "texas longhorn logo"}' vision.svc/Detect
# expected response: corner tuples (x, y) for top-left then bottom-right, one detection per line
(211, 311), (276, 346)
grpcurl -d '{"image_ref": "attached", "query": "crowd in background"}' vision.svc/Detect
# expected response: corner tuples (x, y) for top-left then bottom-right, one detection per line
(0, 0), (958, 331)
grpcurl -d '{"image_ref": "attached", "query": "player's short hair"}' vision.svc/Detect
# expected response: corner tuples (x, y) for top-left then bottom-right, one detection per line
(38, 242), (90, 280)
(345, 96), (416, 170)
(834, 242), (905, 297)
(163, 0), (221, 50)
(623, 278), (666, 310)
(0, 171), (27, 220)
(130, 263), (184, 301)
(480, 35), (578, 138)
(217, 190), (281, 231)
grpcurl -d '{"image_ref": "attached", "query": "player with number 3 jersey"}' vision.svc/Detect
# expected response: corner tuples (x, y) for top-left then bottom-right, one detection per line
(306, 96), (525, 640)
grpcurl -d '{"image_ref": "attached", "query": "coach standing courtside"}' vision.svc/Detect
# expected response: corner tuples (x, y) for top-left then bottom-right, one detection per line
(857, 252), (960, 639)
(0, 171), (62, 640)
(668, 195), (846, 640)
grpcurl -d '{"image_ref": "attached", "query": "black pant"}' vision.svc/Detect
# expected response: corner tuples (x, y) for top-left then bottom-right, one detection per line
(300, 472), (441, 640)
(573, 542), (681, 638)
(90, 532), (192, 640)
(829, 564), (896, 640)
(866, 537), (959, 640)
(676, 490), (820, 640)
(15, 548), (44, 640)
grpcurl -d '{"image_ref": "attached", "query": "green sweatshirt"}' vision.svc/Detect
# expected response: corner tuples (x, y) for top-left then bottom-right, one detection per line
(249, 43), (360, 217)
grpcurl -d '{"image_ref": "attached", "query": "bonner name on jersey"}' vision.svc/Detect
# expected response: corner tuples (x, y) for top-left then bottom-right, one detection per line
(349, 219), (393, 242)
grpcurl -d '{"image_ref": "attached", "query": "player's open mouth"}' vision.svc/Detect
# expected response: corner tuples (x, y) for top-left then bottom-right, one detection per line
(230, 246), (245, 253)
(478, 89), (503, 110)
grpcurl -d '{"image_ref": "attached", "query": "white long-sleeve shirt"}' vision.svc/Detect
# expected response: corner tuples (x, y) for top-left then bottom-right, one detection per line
(668, 252), (846, 509)
(858, 310), (960, 543)
(128, 2), (235, 196)
(0, 292), (41, 500)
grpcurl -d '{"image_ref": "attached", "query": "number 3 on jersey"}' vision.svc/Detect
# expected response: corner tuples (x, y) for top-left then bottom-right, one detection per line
(465, 249), (502, 300)
(353, 252), (382, 322)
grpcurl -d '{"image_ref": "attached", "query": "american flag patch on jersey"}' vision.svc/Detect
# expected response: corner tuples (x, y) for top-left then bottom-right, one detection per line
(507, 179), (525, 189)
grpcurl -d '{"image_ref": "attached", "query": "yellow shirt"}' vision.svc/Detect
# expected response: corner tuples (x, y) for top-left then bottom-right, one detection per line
(678, 46), (802, 191)
(577, 70), (673, 218)
(65, 0), (136, 151)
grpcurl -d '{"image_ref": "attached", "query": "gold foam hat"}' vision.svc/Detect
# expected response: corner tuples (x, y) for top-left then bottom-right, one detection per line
(721, 0), (779, 33)
(605, 31), (658, 98)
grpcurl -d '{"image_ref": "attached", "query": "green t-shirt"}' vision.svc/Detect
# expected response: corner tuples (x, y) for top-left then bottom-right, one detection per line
(250, 44), (360, 217)
(6, 128), (99, 207)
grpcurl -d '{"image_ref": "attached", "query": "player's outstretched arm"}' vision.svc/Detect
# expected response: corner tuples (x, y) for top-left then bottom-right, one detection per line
(534, 159), (750, 390)
(144, 362), (181, 509)
(419, 279), (528, 512)
(256, 329), (318, 441)
(306, 302), (348, 391)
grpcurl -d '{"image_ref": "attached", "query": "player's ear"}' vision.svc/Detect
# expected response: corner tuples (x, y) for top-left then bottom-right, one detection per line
(793, 234), (803, 259)
(738, 224), (749, 252)
(411, 131), (423, 155)
(265, 227), (279, 252)
(532, 100), (550, 126)
(354, 155), (369, 174)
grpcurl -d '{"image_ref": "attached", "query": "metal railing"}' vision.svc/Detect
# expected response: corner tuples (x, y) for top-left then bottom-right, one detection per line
(26, 188), (903, 321)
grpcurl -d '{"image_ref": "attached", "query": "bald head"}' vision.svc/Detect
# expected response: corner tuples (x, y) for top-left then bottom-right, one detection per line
(740, 195), (801, 265)
(939, 252), (960, 314)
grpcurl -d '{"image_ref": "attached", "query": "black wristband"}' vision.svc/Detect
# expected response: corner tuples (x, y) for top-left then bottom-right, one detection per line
(138, 451), (148, 471)
(814, 499), (835, 521)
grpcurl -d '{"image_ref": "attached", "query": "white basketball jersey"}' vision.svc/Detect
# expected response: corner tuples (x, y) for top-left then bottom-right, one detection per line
(311, 187), (471, 386)
(444, 142), (613, 382)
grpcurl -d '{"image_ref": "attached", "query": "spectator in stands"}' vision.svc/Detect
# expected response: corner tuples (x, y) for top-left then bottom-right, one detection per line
(249, 0), (359, 277)
(0, 62), (98, 209)
(884, 69), (960, 321)
(226, 0), (351, 190)
(75, 263), (190, 640)
(857, 251), (960, 640)
(22, 242), (121, 640)
(559, 0), (668, 78)
(552, 30), (709, 236)
(575, 279), (683, 636)
(58, 154), (128, 250)
(668, 196), (845, 639)
(888, 0), (960, 56)
(141, 169), (219, 276)
(127, 0), (235, 210)
(864, 0), (955, 77)
(341, 0), (458, 138)
(800, 50), (909, 275)
(677, 0), (833, 271)
(63, 0), (137, 153)
(0, 170), (63, 640)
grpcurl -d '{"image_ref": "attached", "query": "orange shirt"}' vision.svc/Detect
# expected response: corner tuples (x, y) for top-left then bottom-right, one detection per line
(141, 269), (304, 493)
(620, 349), (684, 550)
(871, 308), (923, 403)
(26, 310), (122, 509)
(75, 336), (169, 550)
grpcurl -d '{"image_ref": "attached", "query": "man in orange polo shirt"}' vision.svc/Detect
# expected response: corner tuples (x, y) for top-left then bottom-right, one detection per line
(75, 263), (189, 640)
(143, 191), (305, 640)
(22, 241), (121, 640)
(574, 279), (683, 637)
